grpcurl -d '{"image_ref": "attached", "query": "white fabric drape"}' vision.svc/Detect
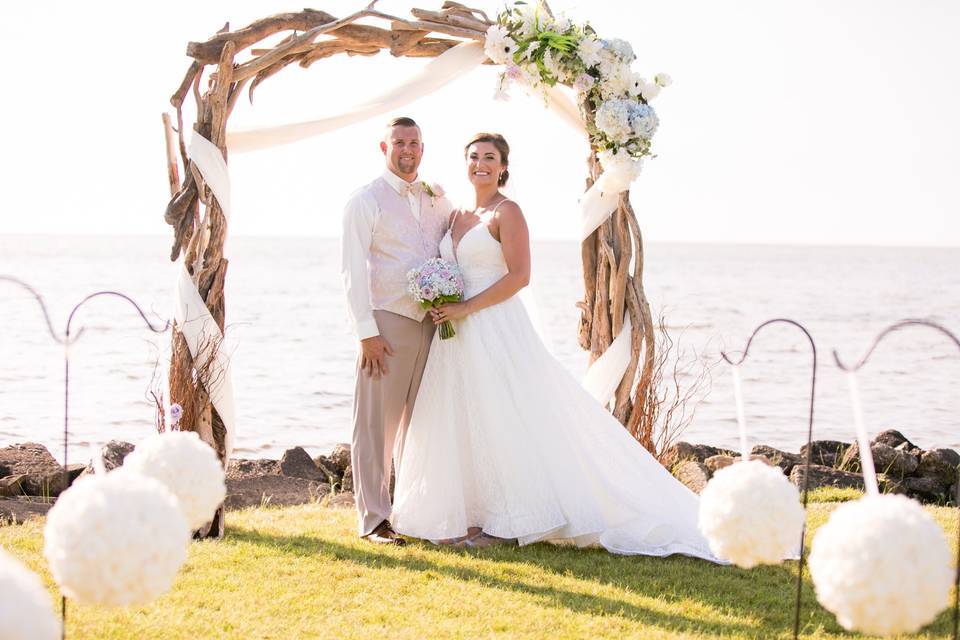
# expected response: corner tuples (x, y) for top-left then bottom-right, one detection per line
(227, 42), (488, 154)
(581, 315), (633, 405)
(176, 39), (636, 450)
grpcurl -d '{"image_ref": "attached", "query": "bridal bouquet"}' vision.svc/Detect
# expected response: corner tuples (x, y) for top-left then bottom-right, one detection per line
(407, 258), (464, 340)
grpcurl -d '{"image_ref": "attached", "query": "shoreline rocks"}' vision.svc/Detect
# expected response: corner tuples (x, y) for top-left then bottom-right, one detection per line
(0, 440), (358, 525)
(667, 429), (960, 505)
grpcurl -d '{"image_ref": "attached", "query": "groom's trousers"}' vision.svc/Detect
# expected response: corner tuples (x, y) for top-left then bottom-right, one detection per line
(352, 310), (435, 536)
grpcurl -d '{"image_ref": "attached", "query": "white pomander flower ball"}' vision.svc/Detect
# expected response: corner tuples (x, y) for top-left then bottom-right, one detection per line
(0, 547), (60, 640)
(43, 471), (190, 606)
(698, 459), (805, 568)
(122, 430), (226, 530)
(809, 493), (951, 636)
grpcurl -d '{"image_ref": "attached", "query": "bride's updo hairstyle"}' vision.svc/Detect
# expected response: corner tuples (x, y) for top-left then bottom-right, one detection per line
(465, 132), (510, 186)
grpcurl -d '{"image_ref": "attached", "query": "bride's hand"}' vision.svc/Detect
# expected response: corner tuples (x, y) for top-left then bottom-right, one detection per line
(431, 301), (470, 324)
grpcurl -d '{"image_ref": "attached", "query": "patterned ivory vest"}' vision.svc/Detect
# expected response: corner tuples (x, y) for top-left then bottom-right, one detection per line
(367, 177), (448, 322)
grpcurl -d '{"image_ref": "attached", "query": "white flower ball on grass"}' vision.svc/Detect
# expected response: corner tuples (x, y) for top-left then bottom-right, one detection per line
(122, 430), (226, 530)
(698, 459), (805, 568)
(809, 494), (951, 636)
(43, 471), (190, 606)
(0, 547), (60, 640)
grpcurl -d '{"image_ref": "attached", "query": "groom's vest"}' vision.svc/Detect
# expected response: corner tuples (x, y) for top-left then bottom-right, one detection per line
(367, 177), (449, 322)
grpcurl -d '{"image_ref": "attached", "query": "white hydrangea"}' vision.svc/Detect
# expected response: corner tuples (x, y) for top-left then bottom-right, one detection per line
(554, 15), (572, 33)
(697, 460), (805, 569)
(654, 72), (673, 87)
(43, 471), (190, 606)
(121, 430), (226, 530)
(577, 35), (603, 68)
(598, 61), (633, 99)
(596, 148), (643, 193)
(809, 494), (952, 636)
(484, 24), (518, 65)
(594, 99), (633, 144)
(0, 548), (60, 640)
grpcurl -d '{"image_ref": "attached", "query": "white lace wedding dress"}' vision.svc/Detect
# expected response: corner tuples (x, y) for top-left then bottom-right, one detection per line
(391, 212), (721, 561)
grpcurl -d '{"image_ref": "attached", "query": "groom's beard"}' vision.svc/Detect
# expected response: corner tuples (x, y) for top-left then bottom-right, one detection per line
(396, 158), (418, 175)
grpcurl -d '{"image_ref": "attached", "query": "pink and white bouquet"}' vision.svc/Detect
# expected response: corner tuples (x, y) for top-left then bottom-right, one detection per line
(407, 258), (464, 340)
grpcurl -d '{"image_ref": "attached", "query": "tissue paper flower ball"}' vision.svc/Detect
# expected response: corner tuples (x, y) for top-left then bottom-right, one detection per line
(698, 459), (805, 568)
(43, 471), (189, 606)
(122, 431), (226, 530)
(809, 494), (951, 636)
(0, 547), (60, 640)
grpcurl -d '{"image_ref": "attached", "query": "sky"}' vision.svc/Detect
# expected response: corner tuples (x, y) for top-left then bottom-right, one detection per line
(0, 0), (957, 246)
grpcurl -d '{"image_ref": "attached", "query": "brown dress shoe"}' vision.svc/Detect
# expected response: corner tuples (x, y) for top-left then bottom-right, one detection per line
(366, 520), (406, 546)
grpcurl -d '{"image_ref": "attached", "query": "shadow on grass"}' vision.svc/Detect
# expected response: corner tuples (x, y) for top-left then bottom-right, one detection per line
(224, 525), (841, 638)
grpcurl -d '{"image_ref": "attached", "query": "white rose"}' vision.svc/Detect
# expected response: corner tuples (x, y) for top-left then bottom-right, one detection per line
(654, 72), (673, 87)
(640, 81), (661, 101)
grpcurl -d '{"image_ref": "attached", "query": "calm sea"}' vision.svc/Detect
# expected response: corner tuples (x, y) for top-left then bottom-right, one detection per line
(1, 235), (958, 463)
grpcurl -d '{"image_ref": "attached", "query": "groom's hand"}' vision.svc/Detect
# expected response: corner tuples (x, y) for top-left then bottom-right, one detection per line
(360, 336), (394, 378)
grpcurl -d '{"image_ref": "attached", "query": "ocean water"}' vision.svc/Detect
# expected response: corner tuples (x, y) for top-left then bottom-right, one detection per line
(1, 234), (958, 463)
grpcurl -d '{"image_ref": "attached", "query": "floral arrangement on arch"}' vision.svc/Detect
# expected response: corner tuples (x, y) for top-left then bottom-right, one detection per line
(484, 1), (671, 193)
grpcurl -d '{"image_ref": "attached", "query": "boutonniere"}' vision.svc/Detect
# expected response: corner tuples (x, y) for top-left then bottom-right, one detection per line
(420, 181), (444, 205)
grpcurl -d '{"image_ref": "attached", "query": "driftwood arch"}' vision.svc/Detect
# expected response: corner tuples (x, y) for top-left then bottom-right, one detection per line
(162, 3), (656, 537)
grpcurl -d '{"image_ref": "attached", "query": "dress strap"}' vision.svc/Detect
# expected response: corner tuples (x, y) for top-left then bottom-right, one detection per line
(488, 198), (513, 215)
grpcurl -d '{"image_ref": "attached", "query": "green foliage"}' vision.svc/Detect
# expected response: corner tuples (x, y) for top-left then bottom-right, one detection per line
(1, 503), (955, 638)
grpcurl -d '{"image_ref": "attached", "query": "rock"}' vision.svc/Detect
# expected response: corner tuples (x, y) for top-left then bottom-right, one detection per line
(839, 442), (919, 478)
(341, 465), (354, 493)
(313, 455), (341, 483)
(663, 442), (733, 468)
(279, 447), (324, 481)
(65, 463), (86, 485)
(328, 443), (352, 475)
(799, 441), (851, 468)
(704, 455), (735, 473)
(98, 440), (136, 472)
(790, 464), (864, 491)
(915, 449), (960, 487)
(224, 476), (330, 510)
(0, 443), (67, 497)
(327, 492), (355, 509)
(0, 497), (54, 525)
(872, 429), (921, 454)
(903, 476), (950, 503)
(877, 473), (908, 495)
(704, 454), (774, 474)
(227, 458), (280, 480)
(0, 475), (27, 498)
(950, 482), (959, 504)
(673, 460), (710, 494)
(751, 445), (802, 474)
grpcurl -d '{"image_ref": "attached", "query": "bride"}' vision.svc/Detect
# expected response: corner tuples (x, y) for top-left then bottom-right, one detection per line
(391, 132), (720, 561)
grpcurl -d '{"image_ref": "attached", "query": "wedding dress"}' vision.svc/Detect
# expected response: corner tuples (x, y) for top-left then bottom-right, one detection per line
(391, 208), (721, 562)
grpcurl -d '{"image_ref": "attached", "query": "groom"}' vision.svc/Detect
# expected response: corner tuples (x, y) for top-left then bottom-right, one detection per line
(340, 116), (452, 545)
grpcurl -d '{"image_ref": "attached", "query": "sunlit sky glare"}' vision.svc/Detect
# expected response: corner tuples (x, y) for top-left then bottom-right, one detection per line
(1, 0), (957, 246)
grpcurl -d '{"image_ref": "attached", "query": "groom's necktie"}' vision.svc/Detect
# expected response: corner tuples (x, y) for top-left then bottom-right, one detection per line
(400, 182), (422, 221)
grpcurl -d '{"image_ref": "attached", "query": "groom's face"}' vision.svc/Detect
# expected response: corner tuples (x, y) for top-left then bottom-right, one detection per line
(381, 125), (423, 181)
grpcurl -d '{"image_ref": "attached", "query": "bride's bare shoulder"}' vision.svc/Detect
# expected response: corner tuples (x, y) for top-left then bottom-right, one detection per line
(495, 199), (526, 224)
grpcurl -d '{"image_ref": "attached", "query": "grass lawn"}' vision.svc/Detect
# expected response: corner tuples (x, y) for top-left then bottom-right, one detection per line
(2, 494), (956, 639)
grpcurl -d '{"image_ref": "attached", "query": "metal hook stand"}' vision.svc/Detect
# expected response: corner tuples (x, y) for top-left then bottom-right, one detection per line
(721, 318), (817, 640)
(833, 318), (960, 640)
(1, 276), (170, 639)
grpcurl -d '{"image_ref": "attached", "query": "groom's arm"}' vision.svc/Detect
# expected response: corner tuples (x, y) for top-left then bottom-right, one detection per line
(340, 190), (380, 340)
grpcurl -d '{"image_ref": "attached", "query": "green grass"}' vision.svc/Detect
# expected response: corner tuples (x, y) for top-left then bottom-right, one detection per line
(1, 501), (956, 639)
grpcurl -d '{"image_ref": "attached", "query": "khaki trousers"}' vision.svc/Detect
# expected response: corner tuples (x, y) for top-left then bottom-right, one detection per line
(352, 310), (435, 536)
